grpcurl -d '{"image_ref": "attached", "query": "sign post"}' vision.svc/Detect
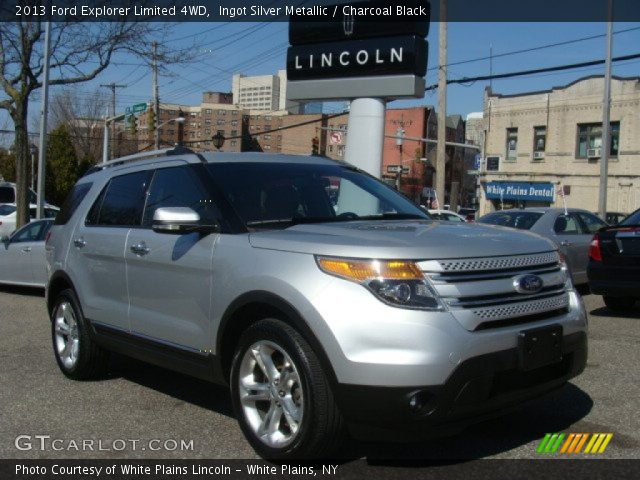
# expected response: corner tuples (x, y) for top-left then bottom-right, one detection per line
(287, 0), (430, 180)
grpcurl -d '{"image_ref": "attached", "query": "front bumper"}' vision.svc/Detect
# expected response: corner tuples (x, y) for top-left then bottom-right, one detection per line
(334, 331), (587, 441)
(587, 261), (640, 298)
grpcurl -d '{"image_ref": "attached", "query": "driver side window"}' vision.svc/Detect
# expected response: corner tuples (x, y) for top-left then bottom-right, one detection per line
(553, 214), (581, 235)
(11, 221), (46, 243)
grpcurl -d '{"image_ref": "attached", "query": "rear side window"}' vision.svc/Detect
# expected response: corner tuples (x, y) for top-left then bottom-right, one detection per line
(54, 182), (92, 225)
(0, 205), (16, 216)
(88, 171), (151, 227)
(553, 214), (581, 234)
(0, 186), (15, 203)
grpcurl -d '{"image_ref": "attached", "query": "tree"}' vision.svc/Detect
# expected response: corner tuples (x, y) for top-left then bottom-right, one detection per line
(50, 88), (109, 164)
(0, 147), (16, 182)
(45, 124), (78, 205)
(0, 17), (193, 227)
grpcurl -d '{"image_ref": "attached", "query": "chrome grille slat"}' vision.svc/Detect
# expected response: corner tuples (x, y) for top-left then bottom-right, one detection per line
(446, 287), (567, 308)
(428, 265), (561, 284)
(419, 251), (559, 273)
(470, 294), (569, 322)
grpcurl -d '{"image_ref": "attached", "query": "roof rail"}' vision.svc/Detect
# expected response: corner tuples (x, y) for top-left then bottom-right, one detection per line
(98, 146), (201, 170)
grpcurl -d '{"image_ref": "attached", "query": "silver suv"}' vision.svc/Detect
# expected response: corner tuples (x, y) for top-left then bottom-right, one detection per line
(46, 148), (587, 459)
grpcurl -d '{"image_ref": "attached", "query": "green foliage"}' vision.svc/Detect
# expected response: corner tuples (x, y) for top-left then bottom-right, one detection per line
(0, 148), (16, 182)
(46, 125), (79, 205)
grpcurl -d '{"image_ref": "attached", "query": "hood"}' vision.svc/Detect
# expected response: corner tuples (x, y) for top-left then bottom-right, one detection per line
(249, 220), (557, 260)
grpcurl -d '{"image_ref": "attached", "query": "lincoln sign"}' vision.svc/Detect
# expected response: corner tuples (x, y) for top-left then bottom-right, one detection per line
(287, 0), (430, 101)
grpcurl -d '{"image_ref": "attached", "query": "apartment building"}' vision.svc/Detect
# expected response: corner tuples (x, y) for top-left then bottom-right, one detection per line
(479, 75), (640, 215)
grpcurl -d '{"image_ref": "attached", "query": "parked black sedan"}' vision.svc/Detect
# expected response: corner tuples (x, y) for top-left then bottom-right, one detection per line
(587, 208), (640, 311)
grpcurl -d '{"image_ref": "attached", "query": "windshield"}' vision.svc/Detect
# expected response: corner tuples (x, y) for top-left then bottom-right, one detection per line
(205, 162), (429, 230)
(622, 210), (640, 226)
(479, 211), (544, 230)
(0, 186), (14, 203)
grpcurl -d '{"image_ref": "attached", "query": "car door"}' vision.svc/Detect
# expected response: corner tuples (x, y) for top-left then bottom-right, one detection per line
(67, 170), (152, 332)
(126, 164), (221, 350)
(29, 221), (53, 287)
(0, 221), (47, 285)
(552, 212), (590, 284)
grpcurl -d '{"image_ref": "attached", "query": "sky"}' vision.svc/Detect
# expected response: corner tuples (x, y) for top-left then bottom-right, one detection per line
(3, 21), (640, 130)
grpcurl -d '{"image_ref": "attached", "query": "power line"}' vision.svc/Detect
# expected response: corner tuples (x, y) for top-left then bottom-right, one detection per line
(425, 52), (640, 91)
(427, 26), (640, 72)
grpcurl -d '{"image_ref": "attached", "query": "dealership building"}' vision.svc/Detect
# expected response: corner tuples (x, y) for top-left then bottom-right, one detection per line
(478, 75), (640, 215)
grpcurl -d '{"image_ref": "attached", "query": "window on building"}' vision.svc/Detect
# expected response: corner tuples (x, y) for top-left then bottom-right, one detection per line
(533, 126), (546, 152)
(337, 146), (345, 157)
(265, 145), (271, 150)
(205, 129), (211, 134)
(205, 119), (211, 125)
(231, 120), (238, 126)
(190, 112), (197, 117)
(168, 130), (174, 135)
(231, 130), (238, 137)
(265, 125), (271, 131)
(505, 128), (518, 160)
(217, 119), (225, 125)
(264, 134), (271, 140)
(264, 115), (271, 120)
(232, 111), (238, 116)
(576, 122), (619, 158)
(231, 140), (237, 147)
(329, 145), (333, 153)
(189, 132), (195, 138)
(205, 109), (212, 114)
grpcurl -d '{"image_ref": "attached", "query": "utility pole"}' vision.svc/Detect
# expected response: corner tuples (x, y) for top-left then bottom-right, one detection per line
(435, 0), (447, 208)
(598, 0), (614, 220)
(36, 21), (51, 220)
(100, 82), (126, 159)
(152, 41), (160, 149)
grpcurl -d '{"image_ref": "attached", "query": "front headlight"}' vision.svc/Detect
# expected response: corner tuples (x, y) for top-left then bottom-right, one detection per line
(316, 256), (444, 311)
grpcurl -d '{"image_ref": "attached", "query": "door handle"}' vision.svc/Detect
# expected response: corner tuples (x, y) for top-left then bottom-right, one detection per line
(130, 242), (150, 256)
(560, 240), (572, 246)
(21, 247), (32, 253)
(73, 238), (86, 248)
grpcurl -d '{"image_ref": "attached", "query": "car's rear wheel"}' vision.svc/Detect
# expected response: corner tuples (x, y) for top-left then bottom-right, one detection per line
(603, 295), (636, 312)
(230, 318), (344, 459)
(51, 289), (109, 380)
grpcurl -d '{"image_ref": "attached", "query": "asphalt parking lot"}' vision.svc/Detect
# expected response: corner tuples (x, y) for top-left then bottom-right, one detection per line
(1, 286), (639, 461)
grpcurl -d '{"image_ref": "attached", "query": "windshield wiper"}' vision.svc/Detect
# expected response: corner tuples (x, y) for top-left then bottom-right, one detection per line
(354, 213), (428, 221)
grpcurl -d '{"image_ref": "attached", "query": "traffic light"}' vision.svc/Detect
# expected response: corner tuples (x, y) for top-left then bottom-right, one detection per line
(147, 109), (155, 132)
(127, 114), (138, 135)
(311, 136), (319, 156)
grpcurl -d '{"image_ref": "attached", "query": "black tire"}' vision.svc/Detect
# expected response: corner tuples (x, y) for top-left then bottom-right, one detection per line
(51, 288), (109, 380)
(230, 318), (345, 460)
(603, 295), (636, 312)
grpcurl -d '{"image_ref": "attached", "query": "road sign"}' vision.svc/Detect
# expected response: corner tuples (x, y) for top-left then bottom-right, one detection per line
(330, 131), (343, 144)
(132, 103), (147, 113)
(387, 165), (402, 174)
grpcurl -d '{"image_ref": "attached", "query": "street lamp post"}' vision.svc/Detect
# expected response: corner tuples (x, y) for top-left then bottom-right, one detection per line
(156, 115), (185, 148)
(29, 144), (37, 191)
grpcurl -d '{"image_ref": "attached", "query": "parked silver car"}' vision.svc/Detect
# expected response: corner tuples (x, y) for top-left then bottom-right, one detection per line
(0, 219), (53, 287)
(478, 208), (608, 285)
(46, 149), (587, 459)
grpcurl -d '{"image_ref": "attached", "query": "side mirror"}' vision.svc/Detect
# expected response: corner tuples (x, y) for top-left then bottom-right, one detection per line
(1, 235), (9, 244)
(152, 207), (219, 235)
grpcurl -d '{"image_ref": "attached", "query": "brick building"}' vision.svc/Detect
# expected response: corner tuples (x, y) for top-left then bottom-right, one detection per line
(479, 75), (640, 215)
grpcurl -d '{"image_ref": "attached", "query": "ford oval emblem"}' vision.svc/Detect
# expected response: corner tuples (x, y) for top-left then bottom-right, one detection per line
(513, 274), (544, 294)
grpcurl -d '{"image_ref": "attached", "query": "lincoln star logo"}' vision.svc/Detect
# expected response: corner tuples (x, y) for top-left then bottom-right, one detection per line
(343, 13), (355, 36)
(513, 274), (543, 294)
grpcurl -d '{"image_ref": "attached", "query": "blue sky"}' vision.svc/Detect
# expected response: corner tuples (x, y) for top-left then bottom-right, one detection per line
(5, 21), (640, 130)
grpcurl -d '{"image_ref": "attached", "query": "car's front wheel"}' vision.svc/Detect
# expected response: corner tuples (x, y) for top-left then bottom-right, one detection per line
(51, 289), (109, 380)
(230, 318), (344, 459)
(603, 295), (636, 312)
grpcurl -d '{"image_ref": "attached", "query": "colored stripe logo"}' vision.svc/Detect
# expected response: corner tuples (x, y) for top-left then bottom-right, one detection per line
(537, 433), (613, 454)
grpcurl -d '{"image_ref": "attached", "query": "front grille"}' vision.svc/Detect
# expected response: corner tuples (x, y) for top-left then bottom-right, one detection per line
(422, 251), (569, 331)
